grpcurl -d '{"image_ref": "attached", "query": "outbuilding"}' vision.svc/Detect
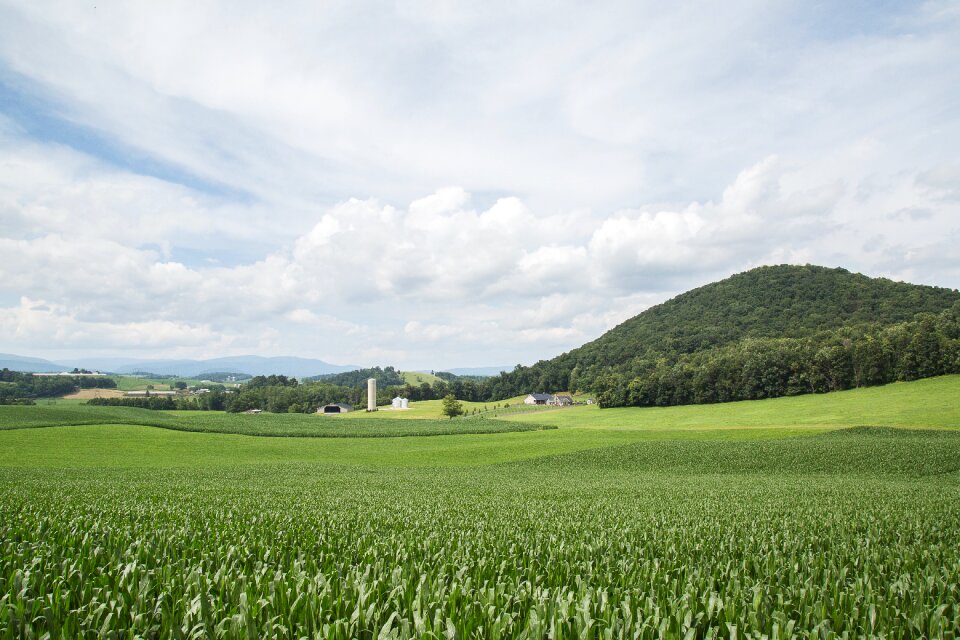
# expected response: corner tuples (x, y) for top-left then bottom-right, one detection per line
(319, 403), (353, 414)
(524, 393), (552, 405)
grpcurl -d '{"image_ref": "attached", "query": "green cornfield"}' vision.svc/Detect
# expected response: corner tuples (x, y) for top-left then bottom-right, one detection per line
(2, 384), (960, 638)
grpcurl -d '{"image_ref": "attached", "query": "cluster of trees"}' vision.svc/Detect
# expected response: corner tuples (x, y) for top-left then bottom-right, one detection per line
(307, 366), (405, 387)
(88, 388), (231, 411)
(593, 308), (960, 407)
(0, 369), (117, 404)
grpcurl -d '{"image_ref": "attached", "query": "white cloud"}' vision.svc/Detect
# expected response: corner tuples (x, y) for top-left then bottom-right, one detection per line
(0, 297), (228, 351)
(0, 2), (957, 368)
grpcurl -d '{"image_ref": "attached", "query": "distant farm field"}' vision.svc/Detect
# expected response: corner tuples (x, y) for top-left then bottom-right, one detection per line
(60, 388), (127, 400)
(1, 376), (959, 637)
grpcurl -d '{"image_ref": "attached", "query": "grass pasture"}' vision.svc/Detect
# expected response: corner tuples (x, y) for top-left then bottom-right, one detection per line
(1, 376), (960, 638)
(399, 370), (442, 385)
(358, 398), (517, 420)
(504, 374), (960, 431)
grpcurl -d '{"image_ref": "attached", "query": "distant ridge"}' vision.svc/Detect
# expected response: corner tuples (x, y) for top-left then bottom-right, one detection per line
(0, 355), (357, 378)
(0, 354), (71, 373)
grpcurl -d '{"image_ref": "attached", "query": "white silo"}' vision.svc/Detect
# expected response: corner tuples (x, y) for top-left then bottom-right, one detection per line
(367, 378), (377, 411)
(400, 398), (409, 409)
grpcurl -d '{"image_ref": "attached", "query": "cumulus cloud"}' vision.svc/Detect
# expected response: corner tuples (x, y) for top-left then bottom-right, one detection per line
(0, 297), (228, 352)
(0, 2), (957, 367)
(2, 153), (956, 367)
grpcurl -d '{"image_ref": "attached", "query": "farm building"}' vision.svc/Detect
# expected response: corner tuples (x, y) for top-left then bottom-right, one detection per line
(524, 393), (552, 405)
(125, 390), (178, 397)
(391, 396), (410, 409)
(549, 394), (574, 406)
(319, 403), (353, 414)
(243, 409), (263, 415)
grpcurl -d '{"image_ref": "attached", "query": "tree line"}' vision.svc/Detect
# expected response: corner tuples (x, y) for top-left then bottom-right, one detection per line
(590, 306), (960, 407)
(0, 370), (117, 404)
(305, 366), (405, 388)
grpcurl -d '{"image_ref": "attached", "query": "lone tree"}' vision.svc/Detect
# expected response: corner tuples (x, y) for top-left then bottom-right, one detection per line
(441, 393), (464, 419)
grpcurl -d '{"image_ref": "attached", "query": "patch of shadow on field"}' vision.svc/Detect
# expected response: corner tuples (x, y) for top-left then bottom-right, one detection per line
(511, 426), (960, 478)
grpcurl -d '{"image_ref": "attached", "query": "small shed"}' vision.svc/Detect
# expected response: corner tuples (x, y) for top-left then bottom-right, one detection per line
(319, 403), (353, 414)
(524, 393), (552, 405)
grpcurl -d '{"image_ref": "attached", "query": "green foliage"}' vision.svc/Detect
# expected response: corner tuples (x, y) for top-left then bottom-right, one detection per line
(0, 369), (116, 403)
(306, 366), (406, 388)
(1, 427), (959, 637)
(87, 396), (178, 410)
(595, 309), (960, 407)
(441, 393), (464, 419)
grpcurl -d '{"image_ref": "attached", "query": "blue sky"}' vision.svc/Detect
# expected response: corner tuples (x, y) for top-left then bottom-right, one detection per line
(0, 0), (958, 369)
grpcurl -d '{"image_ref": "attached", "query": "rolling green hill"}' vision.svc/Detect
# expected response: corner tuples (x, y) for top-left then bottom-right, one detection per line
(401, 370), (442, 385)
(489, 265), (960, 405)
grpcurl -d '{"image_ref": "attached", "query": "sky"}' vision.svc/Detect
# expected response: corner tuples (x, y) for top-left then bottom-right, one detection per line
(1, 0), (958, 370)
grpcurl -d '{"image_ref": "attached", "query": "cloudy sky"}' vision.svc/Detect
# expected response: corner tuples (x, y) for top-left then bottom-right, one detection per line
(1, 1), (958, 369)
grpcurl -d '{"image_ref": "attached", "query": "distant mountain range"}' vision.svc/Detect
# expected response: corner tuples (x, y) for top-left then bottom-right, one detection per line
(0, 354), (359, 378)
(0, 354), (74, 373)
(0, 354), (514, 380)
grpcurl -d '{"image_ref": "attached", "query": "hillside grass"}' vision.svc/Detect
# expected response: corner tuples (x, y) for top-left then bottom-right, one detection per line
(504, 374), (960, 431)
(351, 398), (514, 419)
(399, 370), (442, 385)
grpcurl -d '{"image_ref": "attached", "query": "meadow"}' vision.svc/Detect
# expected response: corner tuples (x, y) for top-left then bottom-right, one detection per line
(399, 371), (443, 385)
(1, 376), (959, 638)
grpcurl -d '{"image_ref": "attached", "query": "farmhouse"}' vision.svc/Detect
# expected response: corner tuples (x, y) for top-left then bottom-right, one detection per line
(524, 393), (552, 405)
(549, 394), (574, 406)
(319, 403), (353, 414)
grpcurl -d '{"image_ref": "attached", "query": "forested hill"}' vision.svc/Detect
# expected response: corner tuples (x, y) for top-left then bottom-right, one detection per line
(483, 265), (960, 402)
(579, 264), (958, 364)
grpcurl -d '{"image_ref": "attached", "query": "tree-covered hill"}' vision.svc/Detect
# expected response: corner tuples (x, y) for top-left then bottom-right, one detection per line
(483, 265), (960, 403)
